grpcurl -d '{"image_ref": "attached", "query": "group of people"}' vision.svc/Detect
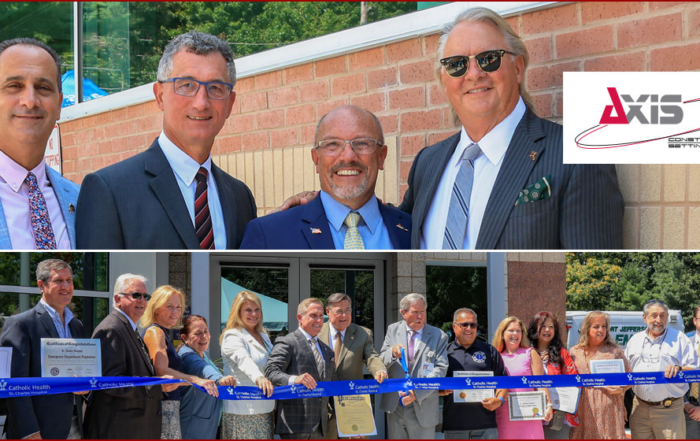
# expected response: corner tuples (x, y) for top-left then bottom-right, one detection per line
(3, 258), (700, 440)
(0, 6), (624, 252)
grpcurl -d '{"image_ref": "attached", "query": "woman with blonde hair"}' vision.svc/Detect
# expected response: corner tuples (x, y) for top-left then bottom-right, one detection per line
(141, 285), (219, 439)
(569, 311), (631, 439)
(493, 316), (553, 439)
(220, 290), (275, 439)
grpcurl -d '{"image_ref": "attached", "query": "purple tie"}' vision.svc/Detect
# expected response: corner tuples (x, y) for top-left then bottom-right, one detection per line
(25, 172), (57, 250)
(408, 330), (416, 368)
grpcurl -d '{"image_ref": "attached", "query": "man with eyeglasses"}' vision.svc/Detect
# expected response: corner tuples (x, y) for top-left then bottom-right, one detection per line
(685, 305), (700, 438)
(398, 7), (623, 249)
(439, 308), (507, 439)
(624, 299), (697, 439)
(318, 293), (387, 438)
(84, 274), (179, 439)
(239, 105), (410, 250)
(76, 30), (256, 249)
(379, 293), (448, 439)
(0, 259), (85, 439)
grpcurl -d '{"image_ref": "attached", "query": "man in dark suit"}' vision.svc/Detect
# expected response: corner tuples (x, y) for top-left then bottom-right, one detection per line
(84, 273), (177, 439)
(399, 7), (623, 249)
(0, 259), (85, 439)
(379, 293), (448, 439)
(265, 298), (338, 439)
(318, 293), (387, 438)
(240, 105), (411, 250)
(76, 31), (256, 249)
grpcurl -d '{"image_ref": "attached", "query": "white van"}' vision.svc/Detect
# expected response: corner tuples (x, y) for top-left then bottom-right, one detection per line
(566, 310), (685, 349)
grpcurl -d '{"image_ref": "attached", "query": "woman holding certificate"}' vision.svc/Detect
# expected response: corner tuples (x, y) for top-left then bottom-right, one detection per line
(493, 317), (553, 439)
(220, 291), (275, 439)
(569, 311), (632, 439)
(178, 315), (236, 439)
(142, 286), (221, 439)
(527, 311), (580, 439)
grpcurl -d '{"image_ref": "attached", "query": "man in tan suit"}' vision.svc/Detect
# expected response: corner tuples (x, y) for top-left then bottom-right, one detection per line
(319, 293), (388, 438)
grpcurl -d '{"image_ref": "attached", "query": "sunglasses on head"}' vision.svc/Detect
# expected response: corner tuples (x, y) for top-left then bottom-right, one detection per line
(440, 49), (516, 78)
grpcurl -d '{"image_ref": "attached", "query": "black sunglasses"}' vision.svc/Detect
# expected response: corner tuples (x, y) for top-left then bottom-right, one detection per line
(454, 322), (478, 329)
(120, 292), (151, 301)
(440, 49), (516, 78)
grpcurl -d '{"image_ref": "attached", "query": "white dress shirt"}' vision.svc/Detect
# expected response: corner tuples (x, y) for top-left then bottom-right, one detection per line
(625, 327), (697, 401)
(289, 327), (325, 385)
(420, 98), (526, 249)
(0, 150), (70, 249)
(115, 307), (138, 331)
(327, 322), (347, 352)
(158, 132), (226, 249)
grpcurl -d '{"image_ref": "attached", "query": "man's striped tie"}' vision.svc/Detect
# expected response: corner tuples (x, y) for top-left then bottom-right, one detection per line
(195, 167), (214, 249)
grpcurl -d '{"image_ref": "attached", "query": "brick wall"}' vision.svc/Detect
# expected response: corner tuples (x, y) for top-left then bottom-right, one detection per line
(59, 2), (700, 248)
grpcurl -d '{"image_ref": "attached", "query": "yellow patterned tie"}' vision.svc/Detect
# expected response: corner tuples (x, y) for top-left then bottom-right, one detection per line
(343, 212), (365, 250)
(692, 342), (700, 400)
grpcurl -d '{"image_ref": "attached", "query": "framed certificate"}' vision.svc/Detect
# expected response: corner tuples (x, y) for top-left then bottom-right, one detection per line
(334, 394), (377, 437)
(0, 347), (11, 378)
(40, 338), (102, 377)
(590, 358), (625, 374)
(454, 371), (495, 403)
(508, 391), (547, 421)
(550, 387), (580, 414)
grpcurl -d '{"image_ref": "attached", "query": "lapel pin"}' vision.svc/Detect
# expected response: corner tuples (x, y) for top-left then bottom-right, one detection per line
(529, 151), (537, 161)
(310, 227), (322, 234)
(69, 204), (75, 213)
(396, 223), (408, 232)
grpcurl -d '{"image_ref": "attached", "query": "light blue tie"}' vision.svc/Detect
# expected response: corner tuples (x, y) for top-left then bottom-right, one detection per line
(443, 143), (481, 249)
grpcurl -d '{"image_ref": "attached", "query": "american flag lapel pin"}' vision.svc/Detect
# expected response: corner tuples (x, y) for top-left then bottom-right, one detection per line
(310, 227), (322, 234)
(396, 223), (408, 232)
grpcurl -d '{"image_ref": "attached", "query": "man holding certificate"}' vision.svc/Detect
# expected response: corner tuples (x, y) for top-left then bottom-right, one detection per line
(440, 308), (507, 439)
(379, 293), (448, 439)
(0, 259), (85, 439)
(625, 299), (698, 439)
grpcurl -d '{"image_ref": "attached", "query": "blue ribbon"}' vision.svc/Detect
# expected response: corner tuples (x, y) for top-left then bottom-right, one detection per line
(2, 370), (700, 400)
(398, 347), (410, 406)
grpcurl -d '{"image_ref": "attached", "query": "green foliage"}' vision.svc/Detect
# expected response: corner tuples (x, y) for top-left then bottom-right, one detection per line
(566, 252), (700, 331)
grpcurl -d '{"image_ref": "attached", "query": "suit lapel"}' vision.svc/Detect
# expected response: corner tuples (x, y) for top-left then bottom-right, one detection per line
(144, 141), (201, 249)
(46, 165), (79, 249)
(379, 204), (410, 250)
(114, 310), (155, 376)
(295, 329), (321, 379)
(300, 197), (335, 249)
(411, 326), (430, 376)
(0, 200), (11, 249)
(211, 163), (236, 249)
(338, 324), (356, 366)
(476, 110), (547, 249)
(36, 303), (60, 338)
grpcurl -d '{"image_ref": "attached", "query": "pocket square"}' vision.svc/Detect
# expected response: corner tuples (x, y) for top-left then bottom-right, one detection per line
(515, 175), (552, 205)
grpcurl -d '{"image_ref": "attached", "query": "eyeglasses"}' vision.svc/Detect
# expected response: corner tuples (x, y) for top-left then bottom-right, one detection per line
(160, 77), (233, 100)
(440, 49), (516, 78)
(119, 292), (151, 301)
(454, 322), (478, 329)
(330, 308), (352, 316)
(316, 138), (382, 156)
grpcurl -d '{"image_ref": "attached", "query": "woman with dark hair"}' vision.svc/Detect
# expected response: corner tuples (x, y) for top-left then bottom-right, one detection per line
(569, 311), (631, 439)
(527, 312), (579, 439)
(178, 315), (236, 439)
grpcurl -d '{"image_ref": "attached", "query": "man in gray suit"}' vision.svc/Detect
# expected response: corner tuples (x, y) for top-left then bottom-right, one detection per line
(265, 298), (338, 439)
(399, 7), (623, 249)
(76, 31), (255, 249)
(379, 293), (448, 439)
(685, 305), (700, 438)
(0, 259), (85, 439)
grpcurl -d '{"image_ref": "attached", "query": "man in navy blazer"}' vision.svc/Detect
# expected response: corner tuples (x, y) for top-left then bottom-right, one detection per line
(399, 7), (623, 249)
(76, 31), (255, 249)
(0, 38), (79, 250)
(0, 259), (85, 439)
(240, 105), (411, 250)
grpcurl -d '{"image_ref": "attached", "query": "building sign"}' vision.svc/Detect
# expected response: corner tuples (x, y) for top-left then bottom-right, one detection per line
(45, 124), (61, 173)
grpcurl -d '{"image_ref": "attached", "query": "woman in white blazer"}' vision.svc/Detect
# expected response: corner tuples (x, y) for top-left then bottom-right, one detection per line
(220, 290), (275, 439)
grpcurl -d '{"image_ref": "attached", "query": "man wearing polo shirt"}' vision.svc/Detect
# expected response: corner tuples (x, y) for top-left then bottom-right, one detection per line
(625, 300), (698, 439)
(440, 308), (507, 439)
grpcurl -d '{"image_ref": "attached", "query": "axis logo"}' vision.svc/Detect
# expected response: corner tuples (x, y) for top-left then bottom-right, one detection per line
(563, 72), (700, 164)
(599, 88), (683, 125)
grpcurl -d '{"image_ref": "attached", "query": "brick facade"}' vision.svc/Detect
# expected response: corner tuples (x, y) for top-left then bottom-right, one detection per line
(58, 2), (700, 248)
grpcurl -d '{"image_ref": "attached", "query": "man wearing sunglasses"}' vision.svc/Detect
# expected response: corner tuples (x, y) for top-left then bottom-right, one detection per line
(400, 7), (624, 249)
(85, 274), (179, 439)
(76, 31), (256, 250)
(240, 105), (411, 249)
(439, 308), (507, 439)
